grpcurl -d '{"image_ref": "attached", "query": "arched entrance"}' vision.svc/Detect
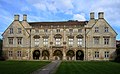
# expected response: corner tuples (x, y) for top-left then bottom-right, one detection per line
(53, 50), (63, 60)
(42, 50), (50, 60)
(33, 50), (40, 60)
(66, 50), (75, 60)
(76, 50), (84, 60)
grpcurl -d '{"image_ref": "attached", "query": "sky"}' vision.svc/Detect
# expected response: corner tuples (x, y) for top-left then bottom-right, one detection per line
(0, 0), (120, 40)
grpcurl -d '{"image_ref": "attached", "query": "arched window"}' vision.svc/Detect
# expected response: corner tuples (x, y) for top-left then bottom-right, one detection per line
(33, 35), (40, 46)
(76, 34), (83, 46)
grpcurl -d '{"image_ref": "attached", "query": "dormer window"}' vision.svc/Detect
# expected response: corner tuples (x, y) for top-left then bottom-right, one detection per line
(9, 28), (13, 34)
(105, 27), (108, 32)
(44, 29), (48, 32)
(95, 27), (99, 32)
(18, 28), (22, 34)
(56, 29), (60, 33)
(78, 29), (82, 33)
(35, 29), (39, 33)
(69, 29), (73, 33)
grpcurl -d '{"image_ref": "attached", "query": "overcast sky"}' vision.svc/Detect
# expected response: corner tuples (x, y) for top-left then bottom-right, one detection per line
(0, 0), (120, 40)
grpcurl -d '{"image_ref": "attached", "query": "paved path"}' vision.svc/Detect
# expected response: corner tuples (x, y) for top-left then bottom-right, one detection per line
(31, 60), (61, 74)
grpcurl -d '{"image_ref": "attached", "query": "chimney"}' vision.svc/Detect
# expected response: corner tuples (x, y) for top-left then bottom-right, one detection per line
(90, 12), (94, 19)
(98, 12), (104, 19)
(23, 14), (27, 21)
(14, 15), (19, 21)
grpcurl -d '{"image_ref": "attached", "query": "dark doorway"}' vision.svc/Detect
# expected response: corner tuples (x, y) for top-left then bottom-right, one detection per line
(53, 50), (63, 60)
(42, 50), (50, 60)
(66, 50), (75, 60)
(33, 50), (40, 60)
(76, 50), (84, 60)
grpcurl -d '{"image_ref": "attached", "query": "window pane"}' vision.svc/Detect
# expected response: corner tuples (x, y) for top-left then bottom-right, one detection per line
(105, 27), (108, 32)
(9, 28), (13, 34)
(18, 28), (22, 34)
(35, 39), (39, 46)
(104, 38), (109, 45)
(17, 37), (22, 45)
(95, 27), (99, 32)
(8, 38), (13, 44)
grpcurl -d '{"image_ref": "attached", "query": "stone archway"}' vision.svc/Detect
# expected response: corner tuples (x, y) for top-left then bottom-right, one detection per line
(42, 50), (50, 60)
(33, 50), (40, 60)
(76, 50), (84, 60)
(53, 50), (63, 60)
(66, 50), (75, 60)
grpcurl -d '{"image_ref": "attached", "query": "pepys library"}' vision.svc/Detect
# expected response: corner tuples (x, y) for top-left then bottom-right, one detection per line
(2, 12), (117, 61)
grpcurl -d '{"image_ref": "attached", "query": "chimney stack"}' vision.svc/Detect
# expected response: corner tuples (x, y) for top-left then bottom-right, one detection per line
(98, 12), (104, 19)
(23, 14), (27, 21)
(14, 15), (19, 21)
(90, 12), (94, 19)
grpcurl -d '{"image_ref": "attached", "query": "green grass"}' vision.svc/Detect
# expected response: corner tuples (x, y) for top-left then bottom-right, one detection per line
(55, 61), (120, 74)
(0, 61), (50, 74)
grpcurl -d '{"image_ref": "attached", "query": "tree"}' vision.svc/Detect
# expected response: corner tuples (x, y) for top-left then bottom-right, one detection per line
(115, 44), (120, 62)
(0, 39), (2, 57)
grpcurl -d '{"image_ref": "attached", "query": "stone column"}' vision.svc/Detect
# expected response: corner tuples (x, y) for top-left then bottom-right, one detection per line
(49, 47), (53, 61)
(63, 47), (66, 60)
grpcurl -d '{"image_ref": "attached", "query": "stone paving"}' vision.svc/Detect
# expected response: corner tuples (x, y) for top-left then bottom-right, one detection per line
(31, 60), (61, 74)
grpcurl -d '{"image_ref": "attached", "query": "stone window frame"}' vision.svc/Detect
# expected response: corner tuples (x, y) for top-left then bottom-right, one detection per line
(18, 28), (22, 34)
(8, 37), (14, 45)
(94, 37), (100, 45)
(35, 29), (39, 33)
(17, 37), (22, 45)
(95, 27), (99, 33)
(9, 28), (13, 34)
(8, 50), (13, 57)
(95, 51), (99, 58)
(77, 38), (82, 46)
(56, 29), (60, 33)
(55, 38), (61, 45)
(34, 38), (39, 46)
(104, 51), (109, 58)
(69, 28), (73, 33)
(104, 27), (109, 32)
(104, 37), (109, 45)
(17, 50), (22, 57)
(43, 38), (48, 45)
(68, 38), (74, 46)
(44, 29), (48, 32)
(78, 29), (82, 33)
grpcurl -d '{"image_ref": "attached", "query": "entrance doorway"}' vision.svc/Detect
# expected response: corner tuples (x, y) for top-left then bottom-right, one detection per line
(76, 50), (84, 60)
(66, 50), (75, 60)
(33, 50), (40, 60)
(53, 50), (63, 60)
(42, 50), (50, 60)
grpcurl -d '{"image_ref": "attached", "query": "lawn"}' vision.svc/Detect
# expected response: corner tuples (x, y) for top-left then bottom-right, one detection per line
(55, 61), (120, 74)
(0, 61), (50, 74)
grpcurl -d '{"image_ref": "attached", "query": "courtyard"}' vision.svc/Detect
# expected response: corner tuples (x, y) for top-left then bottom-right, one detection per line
(0, 61), (50, 74)
(55, 61), (120, 74)
(0, 61), (120, 74)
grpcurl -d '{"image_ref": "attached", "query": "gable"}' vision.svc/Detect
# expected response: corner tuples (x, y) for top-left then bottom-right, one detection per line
(2, 21), (29, 37)
(87, 19), (117, 37)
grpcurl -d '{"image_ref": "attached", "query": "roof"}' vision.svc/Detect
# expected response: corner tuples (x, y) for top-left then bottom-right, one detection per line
(28, 21), (88, 26)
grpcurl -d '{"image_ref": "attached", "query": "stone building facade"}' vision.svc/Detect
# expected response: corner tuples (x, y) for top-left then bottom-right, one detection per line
(2, 12), (117, 61)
